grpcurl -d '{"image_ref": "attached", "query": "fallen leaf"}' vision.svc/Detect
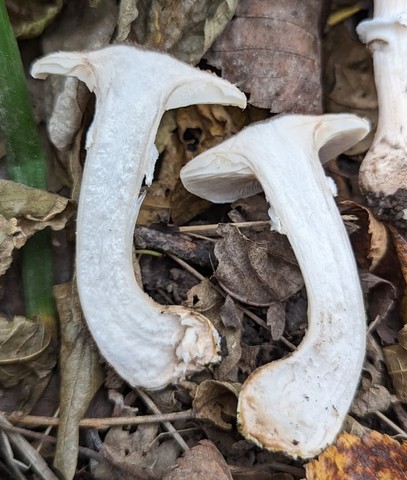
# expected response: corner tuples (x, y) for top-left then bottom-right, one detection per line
(305, 431), (407, 480)
(383, 344), (407, 403)
(267, 302), (286, 341)
(163, 440), (233, 480)
(0, 180), (75, 276)
(389, 227), (407, 325)
(95, 424), (181, 480)
(340, 201), (389, 273)
(205, 0), (323, 111)
(53, 282), (104, 480)
(193, 380), (240, 430)
(127, 0), (238, 64)
(214, 224), (303, 306)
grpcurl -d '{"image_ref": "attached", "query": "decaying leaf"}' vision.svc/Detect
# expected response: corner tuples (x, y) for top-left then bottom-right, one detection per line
(53, 282), (104, 480)
(0, 180), (74, 276)
(205, 0), (323, 111)
(6, 0), (63, 39)
(0, 315), (56, 414)
(214, 224), (303, 306)
(193, 380), (240, 430)
(389, 227), (407, 325)
(324, 23), (377, 154)
(95, 424), (181, 480)
(383, 344), (407, 403)
(127, 0), (239, 64)
(305, 431), (407, 480)
(163, 440), (233, 480)
(340, 201), (390, 273)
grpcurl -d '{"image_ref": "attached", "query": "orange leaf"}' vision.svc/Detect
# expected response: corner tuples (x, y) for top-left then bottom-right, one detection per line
(305, 431), (407, 480)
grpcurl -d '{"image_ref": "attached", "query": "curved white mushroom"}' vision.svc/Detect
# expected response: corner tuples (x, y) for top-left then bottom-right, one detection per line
(31, 45), (246, 389)
(180, 114), (369, 458)
(357, 0), (407, 226)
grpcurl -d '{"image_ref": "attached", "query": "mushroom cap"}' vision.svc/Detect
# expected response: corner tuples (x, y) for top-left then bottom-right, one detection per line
(180, 114), (370, 204)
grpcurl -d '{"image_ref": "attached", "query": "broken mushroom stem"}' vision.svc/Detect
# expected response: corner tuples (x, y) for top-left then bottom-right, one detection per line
(31, 45), (246, 389)
(357, 0), (407, 226)
(180, 113), (369, 458)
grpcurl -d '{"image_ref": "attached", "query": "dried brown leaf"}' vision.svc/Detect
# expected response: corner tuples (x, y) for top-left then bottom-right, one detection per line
(215, 224), (303, 306)
(205, 0), (323, 111)
(128, 0), (238, 64)
(305, 431), (407, 480)
(53, 282), (104, 480)
(95, 424), (181, 480)
(0, 180), (74, 276)
(340, 201), (389, 272)
(163, 440), (233, 480)
(383, 344), (407, 403)
(194, 379), (240, 430)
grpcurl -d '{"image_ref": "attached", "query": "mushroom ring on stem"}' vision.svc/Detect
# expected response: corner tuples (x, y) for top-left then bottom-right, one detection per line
(31, 45), (246, 389)
(357, 0), (407, 227)
(180, 114), (369, 458)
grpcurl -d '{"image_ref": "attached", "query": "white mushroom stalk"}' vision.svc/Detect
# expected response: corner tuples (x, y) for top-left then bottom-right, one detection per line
(180, 114), (369, 458)
(357, 0), (407, 226)
(31, 45), (246, 389)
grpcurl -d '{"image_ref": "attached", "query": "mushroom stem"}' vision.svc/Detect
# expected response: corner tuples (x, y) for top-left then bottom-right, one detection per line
(31, 45), (246, 389)
(180, 114), (369, 458)
(357, 0), (407, 226)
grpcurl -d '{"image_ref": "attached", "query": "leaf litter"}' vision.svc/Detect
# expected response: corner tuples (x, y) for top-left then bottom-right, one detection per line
(1, 0), (407, 479)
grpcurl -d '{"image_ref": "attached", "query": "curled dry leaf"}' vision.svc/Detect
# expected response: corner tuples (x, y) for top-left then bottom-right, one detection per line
(340, 200), (389, 273)
(205, 0), (323, 111)
(0, 180), (74, 276)
(383, 344), (407, 403)
(389, 227), (407, 325)
(163, 440), (233, 480)
(193, 379), (240, 430)
(0, 315), (56, 388)
(305, 431), (407, 480)
(126, 0), (239, 64)
(214, 224), (303, 306)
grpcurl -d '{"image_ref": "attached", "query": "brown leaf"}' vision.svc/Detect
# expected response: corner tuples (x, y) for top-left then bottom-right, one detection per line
(383, 344), (407, 403)
(193, 380), (240, 430)
(267, 302), (286, 341)
(340, 201), (389, 273)
(389, 227), (407, 326)
(0, 180), (75, 276)
(214, 224), (303, 306)
(95, 424), (181, 480)
(127, 0), (238, 65)
(53, 282), (104, 480)
(205, 0), (323, 112)
(305, 431), (407, 480)
(0, 315), (56, 388)
(163, 440), (233, 480)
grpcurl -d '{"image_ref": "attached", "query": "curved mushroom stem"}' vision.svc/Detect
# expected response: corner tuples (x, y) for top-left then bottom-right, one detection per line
(180, 114), (369, 458)
(31, 45), (246, 389)
(357, 0), (407, 227)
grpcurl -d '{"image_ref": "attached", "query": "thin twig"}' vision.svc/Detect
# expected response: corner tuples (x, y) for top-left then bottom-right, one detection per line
(136, 388), (190, 452)
(178, 221), (271, 236)
(6, 410), (196, 429)
(375, 411), (407, 438)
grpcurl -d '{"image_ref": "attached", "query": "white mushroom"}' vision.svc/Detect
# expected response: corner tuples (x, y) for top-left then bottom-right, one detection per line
(31, 45), (246, 389)
(357, 0), (407, 226)
(180, 114), (369, 458)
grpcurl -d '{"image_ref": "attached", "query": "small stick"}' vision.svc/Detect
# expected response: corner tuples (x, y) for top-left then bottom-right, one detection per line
(178, 221), (270, 236)
(6, 410), (196, 429)
(375, 411), (407, 438)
